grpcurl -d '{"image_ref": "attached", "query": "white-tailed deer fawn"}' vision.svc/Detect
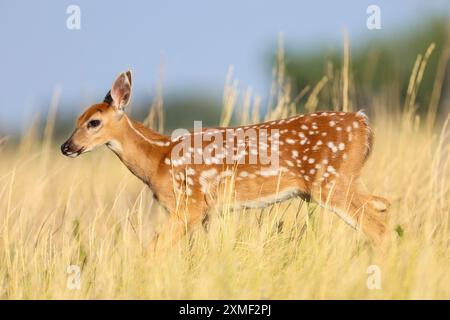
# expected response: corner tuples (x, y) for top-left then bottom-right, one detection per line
(61, 71), (389, 248)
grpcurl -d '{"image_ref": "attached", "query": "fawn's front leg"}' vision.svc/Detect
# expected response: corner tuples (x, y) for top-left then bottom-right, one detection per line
(148, 199), (208, 252)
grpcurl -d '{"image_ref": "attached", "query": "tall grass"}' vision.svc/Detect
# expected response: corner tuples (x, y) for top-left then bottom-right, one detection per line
(0, 43), (449, 299)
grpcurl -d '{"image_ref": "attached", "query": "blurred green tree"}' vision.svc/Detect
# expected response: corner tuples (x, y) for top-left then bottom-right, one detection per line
(280, 17), (449, 114)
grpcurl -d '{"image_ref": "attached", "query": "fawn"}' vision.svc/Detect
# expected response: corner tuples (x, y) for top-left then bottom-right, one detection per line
(61, 70), (389, 248)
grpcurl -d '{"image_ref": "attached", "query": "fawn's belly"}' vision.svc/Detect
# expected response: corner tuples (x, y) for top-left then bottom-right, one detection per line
(222, 173), (310, 209)
(233, 187), (304, 209)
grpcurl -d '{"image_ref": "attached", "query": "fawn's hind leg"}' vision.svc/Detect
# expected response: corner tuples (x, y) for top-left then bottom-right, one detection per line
(368, 194), (390, 212)
(313, 181), (389, 245)
(349, 192), (389, 245)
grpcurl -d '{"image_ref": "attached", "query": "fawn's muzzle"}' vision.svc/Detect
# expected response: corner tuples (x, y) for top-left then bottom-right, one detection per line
(61, 140), (84, 158)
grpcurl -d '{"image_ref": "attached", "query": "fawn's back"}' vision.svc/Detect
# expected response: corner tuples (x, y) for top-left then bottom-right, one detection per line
(161, 110), (373, 209)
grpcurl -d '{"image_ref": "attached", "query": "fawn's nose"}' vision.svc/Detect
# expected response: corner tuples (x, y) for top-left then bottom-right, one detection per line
(61, 141), (69, 155)
(61, 141), (71, 156)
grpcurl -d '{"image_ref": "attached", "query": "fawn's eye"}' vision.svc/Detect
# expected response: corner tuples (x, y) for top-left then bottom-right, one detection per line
(87, 119), (101, 129)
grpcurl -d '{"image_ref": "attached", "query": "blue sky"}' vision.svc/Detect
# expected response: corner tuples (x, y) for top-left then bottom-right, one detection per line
(0, 0), (448, 132)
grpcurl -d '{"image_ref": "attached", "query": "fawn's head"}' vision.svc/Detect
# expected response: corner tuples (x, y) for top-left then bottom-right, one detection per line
(61, 71), (133, 157)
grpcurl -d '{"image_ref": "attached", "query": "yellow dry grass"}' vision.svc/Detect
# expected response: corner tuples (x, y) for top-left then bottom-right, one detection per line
(0, 42), (449, 299)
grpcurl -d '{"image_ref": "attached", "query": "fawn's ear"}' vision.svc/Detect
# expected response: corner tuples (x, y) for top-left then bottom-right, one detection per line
(108, 70), (132, 115)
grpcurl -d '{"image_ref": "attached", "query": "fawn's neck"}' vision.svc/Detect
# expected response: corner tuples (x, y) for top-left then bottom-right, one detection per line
(107, 115), (169, 187)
